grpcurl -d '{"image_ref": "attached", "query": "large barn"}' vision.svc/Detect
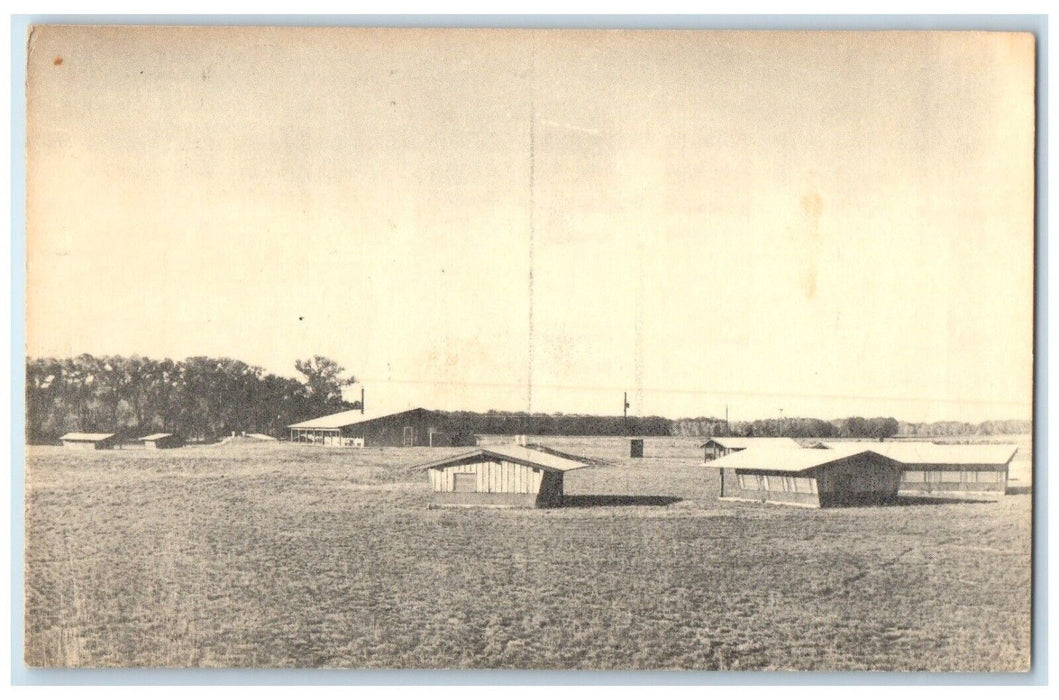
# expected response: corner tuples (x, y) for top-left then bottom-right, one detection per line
(701, 436), (801, 461)
(288, 407), (476, 447)
(703, 446), (904, 508)
(846, 442), (1020, 496)
(420, 444), (589, 508)
(59, 433), (118, 450)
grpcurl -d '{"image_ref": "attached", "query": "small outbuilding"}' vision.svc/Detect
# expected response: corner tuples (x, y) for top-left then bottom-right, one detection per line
(419, 444), (589, 508)
(630, 439), (644, 458)
(288, 407), (476, 447)
(139, 433), (184, 449)
(852, 442), (1019, 496)
(701, 436), (801, 461)
(703, 446), (904, 508)
(60, 432), (118, 450)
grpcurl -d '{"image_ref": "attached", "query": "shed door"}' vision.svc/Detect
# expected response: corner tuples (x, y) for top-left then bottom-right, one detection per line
(453, 473), (477, 493)
(403, 426), (414, 446)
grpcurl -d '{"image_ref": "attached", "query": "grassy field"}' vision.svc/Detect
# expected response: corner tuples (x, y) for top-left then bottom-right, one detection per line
(24, 437), (1032, 670)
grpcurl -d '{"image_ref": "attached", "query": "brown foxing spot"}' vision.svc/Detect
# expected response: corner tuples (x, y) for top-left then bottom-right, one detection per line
(53, 57), (63, 66)
(804, 269), (817, 300)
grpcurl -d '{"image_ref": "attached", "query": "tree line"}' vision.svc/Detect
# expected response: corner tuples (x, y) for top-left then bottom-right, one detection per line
(441, 411), (672, 437)
(25, 354), (356, 443)
(25, 354), (1031, 443)
(671, 416), (900, 439)
(671, 416), (1030, 439)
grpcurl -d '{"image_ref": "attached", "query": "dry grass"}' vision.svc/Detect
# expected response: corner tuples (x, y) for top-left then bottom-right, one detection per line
(25, 438), (1032, 670)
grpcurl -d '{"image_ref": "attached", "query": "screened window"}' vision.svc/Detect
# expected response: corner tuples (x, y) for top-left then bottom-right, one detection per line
(738, 474), (759, 490)
(794, 477), (813, 493)
(784, 476), (797, 492)
(939, 471), (962, 484)
(963, 471), (978, 483)
(978, 470), (1000, 483)
(904, 471), (926, 483)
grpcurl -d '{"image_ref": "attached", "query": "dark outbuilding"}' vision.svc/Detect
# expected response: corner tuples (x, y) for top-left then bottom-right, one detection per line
(630, 439), (644, 458)
(703, 446), (904, 508)
(419, 444), (589, 508)
(59, 433), (118, 450)
(139, 433), (184, 449)
(701, 437), (801, 461)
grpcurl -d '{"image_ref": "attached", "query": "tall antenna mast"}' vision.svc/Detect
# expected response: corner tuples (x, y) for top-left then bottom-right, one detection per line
(623, 392), (631, 434)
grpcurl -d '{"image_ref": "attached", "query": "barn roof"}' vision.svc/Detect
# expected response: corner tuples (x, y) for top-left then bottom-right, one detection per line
(287, 407), (430, 430)
(700, 437), (801, 450)
(417, 444), (590, 472)
(831, 442), (1019, 466)
(60, 432), (116, 442)
(701, 445), (892, 473)
(139, 433), (173, 441)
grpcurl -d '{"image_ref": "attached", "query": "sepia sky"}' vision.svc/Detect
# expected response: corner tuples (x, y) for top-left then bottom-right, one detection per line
(26, 27), (1035, 422)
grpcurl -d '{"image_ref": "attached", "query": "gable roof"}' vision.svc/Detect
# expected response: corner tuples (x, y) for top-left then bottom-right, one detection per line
(288, 407), (430, 430)
(701, 445), (894, 473)
(701, 437), (801, 450)
(833, 442), (1019, 466)
(60, 432), (116, 442)
(139, 433), (173, 441)
(417, 444), (590, 473)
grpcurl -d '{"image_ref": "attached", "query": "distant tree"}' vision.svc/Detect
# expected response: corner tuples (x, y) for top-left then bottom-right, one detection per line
(25, 357), (63, 441)
(62, 354), (100, 431)
(295, 356), (356, 408)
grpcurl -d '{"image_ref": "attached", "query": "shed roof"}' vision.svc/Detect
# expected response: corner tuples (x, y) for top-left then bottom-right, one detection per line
(418, 444), (590, 473)
(701, 445), (891, 473)
(288, 407), (429, 430)
(829, 442), (1019, 466)
(60, 432), (116, 442)
(701, 437), (802, 450)
(139, 433), (173, 441)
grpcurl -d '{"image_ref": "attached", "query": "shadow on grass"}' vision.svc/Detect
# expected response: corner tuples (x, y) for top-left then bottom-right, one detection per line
(894, 495), (998, 506)
(1006, 485), (1033, 495)
(562, 494), (683, 508)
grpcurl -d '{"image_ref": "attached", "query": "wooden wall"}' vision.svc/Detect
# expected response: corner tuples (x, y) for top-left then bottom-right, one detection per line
(145, 436), (184, 449)
(719, 467), (821, 507)
(295, 410), (476, 447)
(703, 443), (731, 461)
(430, 458), (545, 495)
(62, 440), (108, 450)
(537, 471), (565, 508)
(346, 410), (475, 447)
(899, 464), (1009, 494)
(815, 453), (902, 506)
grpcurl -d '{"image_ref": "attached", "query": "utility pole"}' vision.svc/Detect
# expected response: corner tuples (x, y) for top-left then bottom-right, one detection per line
(623, 392), (630, 433)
